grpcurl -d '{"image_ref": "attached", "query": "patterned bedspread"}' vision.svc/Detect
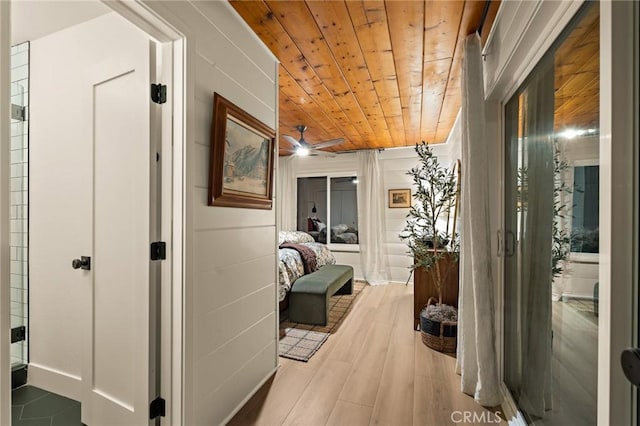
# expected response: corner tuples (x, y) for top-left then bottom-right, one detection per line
(278, 242), (335, 302)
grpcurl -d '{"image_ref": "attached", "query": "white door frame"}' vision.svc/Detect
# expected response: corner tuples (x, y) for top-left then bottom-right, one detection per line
(0, 1), (185, 425)
(1, 2), (13, 426)
(483, 0), (637, 424)
(598, 1), (637, 424)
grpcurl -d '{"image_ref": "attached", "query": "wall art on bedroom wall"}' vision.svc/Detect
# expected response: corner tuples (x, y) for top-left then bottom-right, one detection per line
(389, 188), (411, 208)
(208, 93), (275, 209)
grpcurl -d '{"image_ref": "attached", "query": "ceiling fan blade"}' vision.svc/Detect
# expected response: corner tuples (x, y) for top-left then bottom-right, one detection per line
(312, 138), (344, 149)
(310, 149), (336, 158)
(283, 134), (302, 148)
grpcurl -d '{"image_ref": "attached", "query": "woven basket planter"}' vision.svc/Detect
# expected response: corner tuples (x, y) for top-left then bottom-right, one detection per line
(419, 298), (457, 353)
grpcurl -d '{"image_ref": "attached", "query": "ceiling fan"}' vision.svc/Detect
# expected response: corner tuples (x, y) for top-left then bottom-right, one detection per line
(283, 125), (344, 157)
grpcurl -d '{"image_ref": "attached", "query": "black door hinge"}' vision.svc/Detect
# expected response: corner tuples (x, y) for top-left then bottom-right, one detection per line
(151, 84), (167, 104)
(149, 397), (166, 419)
(11, 326), (26, 344)
(11, 104), (26, 121)
(150, 241), (167, 261)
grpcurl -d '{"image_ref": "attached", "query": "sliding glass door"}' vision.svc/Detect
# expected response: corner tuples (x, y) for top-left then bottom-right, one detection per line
(503, 3), (600, 424)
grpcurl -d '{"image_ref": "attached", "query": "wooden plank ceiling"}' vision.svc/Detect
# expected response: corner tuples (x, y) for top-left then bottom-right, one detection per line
(230, 0), (496, 154)
(554, 2), (599, 132)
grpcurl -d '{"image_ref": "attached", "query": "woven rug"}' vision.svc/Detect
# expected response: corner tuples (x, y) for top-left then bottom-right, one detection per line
(279, 280), (365, 362)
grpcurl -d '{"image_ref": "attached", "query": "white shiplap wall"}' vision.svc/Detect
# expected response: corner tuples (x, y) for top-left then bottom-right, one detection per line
(382, 121), (461, 283)
(142, 2), (279, 424)
(286, 122), (461, 284)
(381, 143), (459, 283)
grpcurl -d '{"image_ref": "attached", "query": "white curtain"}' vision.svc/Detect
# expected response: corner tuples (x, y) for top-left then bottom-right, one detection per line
(517, 54), (555, 417)
(357, 150), (390, 285)
(456, 33), (502, 407)
(278, 155), (296, 231)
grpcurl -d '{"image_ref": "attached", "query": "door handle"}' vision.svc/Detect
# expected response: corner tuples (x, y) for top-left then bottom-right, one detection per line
(72, 256), (91, 271)
(505, 230), (516, 257)
(621, 348), (640, 386)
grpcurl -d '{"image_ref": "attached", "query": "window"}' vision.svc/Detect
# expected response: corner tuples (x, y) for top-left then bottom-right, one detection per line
(570, 165), (599, 253)
(296, 176), (359, 246)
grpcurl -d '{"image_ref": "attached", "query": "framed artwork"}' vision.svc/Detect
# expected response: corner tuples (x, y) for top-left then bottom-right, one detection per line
(388, 188), (411, 208)
(208, 93), (275, 209)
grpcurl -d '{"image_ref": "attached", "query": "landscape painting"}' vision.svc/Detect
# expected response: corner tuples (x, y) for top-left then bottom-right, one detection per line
(389, 188), (411, 208)
(223, 117), (270, 197)
(209, 93), (275, 209)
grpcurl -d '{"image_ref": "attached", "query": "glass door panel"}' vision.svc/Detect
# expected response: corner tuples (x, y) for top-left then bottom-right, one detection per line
(9, 42), (29, 371)
(504, 3), (599, 424)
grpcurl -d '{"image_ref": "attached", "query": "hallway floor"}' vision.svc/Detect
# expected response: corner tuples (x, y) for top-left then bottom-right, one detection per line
(229, 283), (504, 426)
(12, 385), (81, 426)
(542, 298), (598, 425)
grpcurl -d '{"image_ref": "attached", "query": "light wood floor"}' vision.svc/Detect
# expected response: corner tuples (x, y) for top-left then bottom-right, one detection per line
(229, 283), (505, 426)
(537, 299), (598, 425)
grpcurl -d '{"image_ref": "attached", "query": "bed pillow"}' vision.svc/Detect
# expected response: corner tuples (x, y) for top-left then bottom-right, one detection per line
(331, 223), (349, 234)
(279, 230), (315, 245)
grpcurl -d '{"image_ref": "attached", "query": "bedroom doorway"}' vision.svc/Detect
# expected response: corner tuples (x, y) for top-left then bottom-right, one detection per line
(2, 2), (184, 425)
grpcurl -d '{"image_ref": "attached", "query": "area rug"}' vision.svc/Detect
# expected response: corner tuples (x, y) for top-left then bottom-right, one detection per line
(279, 280), (365, 362)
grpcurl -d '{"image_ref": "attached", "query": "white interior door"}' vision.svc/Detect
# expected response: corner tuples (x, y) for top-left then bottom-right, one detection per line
(85, 54), (154, 426)
(29, 13), (156, 426)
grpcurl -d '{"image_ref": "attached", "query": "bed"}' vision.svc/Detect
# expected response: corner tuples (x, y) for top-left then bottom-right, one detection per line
(306, 218), (359, 244)
(278, 231), (336, 303)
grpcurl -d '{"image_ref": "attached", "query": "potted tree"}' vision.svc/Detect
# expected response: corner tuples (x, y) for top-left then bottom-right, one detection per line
(400, 142), (460, 353)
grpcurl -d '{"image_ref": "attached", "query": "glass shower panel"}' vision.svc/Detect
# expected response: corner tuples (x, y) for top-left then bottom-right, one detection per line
(503, 3), (599, 424)
(9, 42), (29, 368)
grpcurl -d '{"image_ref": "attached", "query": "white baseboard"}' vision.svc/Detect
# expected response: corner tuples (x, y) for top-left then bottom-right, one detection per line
(221, 365), (279, 425)
(27, 363), (82, 402)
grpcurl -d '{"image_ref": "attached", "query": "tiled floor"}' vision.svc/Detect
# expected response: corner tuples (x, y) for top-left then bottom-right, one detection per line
(12, 385), (82, 426)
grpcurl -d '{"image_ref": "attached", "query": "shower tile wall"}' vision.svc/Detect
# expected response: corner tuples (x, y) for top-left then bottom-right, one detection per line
(10, 42), (29, 366)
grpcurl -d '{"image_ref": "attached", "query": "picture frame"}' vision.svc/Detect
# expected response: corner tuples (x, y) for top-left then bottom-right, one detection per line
(388, 188), (411, 208)
(208, 93), (275, 209)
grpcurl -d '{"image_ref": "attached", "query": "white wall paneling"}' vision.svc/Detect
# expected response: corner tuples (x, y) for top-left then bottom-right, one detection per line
(140, 2), (279, 424)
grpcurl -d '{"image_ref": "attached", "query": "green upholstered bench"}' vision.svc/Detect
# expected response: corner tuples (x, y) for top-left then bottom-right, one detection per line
(289, 264), (354, 326)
